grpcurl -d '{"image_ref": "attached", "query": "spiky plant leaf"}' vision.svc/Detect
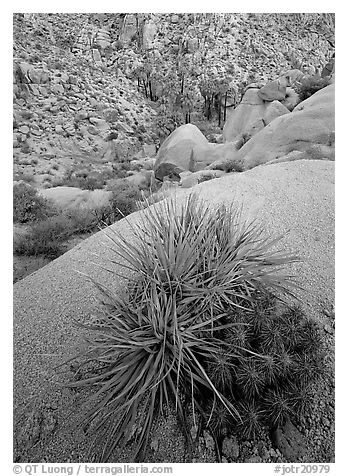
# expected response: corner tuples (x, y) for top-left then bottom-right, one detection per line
(235, 356), (266, 398)
(261, 388), (295, 427)
(205, 397), (235, 438)
(285, 382), (315, 417)
(206, 346), (235, 393)
(255, 353), (282, 386)
(236, 400), (265, 439)
(293, 351), (324, 385)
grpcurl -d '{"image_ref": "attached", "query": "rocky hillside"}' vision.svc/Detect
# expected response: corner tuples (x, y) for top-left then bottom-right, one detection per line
(13, 13), (334, 188)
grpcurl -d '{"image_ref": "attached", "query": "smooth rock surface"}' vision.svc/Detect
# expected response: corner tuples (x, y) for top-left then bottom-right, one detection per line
(223, 86), (267, 142)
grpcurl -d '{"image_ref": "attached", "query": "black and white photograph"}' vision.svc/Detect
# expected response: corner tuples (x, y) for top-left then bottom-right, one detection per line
(11, 5), (337, 473)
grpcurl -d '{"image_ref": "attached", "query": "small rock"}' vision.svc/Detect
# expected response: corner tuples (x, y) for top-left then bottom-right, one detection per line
(40, 411), (57, 438)
(272, 420), (307, 461)
(258, 77), (287, 102)
(322, 417), (331, 428)
(19, 125), (30, 134)
(222, 436), (239, 460)
(203, 430), (215, 450)
(92, 48), (102, 63)
(324, 324), (333, 334)
(75, 111), (89, 122)
(116, 121), (134, 134)
(39, 86), (48, 96)
(245, 456), (262, 463)
(30, 125), (43, 136)
(150, 437), (159, 452)
(64, 124), (76, 136)
(59, 72), (70, 83)
(87, 125), (99, 135)
(89, 117), (109, 131)
(55, 125), (64, 135)
(50, 83), (65, 95)
(69, 75), (78, 85)
(70, 84), (81, 93)
(190, 425), (198, 441)
(268, 447), (278, 458)
(258, 443), (269, 459)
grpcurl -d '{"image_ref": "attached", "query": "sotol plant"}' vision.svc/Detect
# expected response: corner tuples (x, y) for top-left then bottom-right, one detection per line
(66, 193), (302, 461)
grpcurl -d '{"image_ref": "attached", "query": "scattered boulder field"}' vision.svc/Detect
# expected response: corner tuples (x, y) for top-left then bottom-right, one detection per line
(154, 80), (334, 186)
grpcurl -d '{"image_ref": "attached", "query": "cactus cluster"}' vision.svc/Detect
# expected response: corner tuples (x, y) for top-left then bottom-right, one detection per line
(203, 292), (323, 440)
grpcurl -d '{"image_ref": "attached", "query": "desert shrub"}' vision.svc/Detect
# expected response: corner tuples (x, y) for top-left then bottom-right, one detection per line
(106, 179), (142, 221)
(13, 172), (35, 183)
(14, 215), (73, 258)
(110, 161), (133, 178)
(13, 182), (54, 223)
(63, 206), (113, 234)
(198, 173), (216, 183)
(66, 194), (305, 461)
(53, 169), (108, 190)
(77, 175), (106, 191)
(58, 175), (106, 191)
(59, 181), (142, 233)
(213, 159), (244, 173)
(297, 75), (331, 102)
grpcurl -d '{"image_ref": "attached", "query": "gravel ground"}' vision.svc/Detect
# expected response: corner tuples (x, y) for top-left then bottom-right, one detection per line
(13, 159), (334, 463)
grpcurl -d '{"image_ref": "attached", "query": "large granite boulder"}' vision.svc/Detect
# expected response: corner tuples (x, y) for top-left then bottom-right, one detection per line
(282, 87), (300, 111)
(264, 100), (290, 125)
(13, 160), (334, 462)
(237, 84), (335, 170)
(258, 76), (288, 102)
(321, 57), (335, 78)
(282, 69), (304, 87)
(191, 141), (240, 171)
(223, 74), (303, 144)
(223, 85), (267, 142)
(154, 124), (208, 180)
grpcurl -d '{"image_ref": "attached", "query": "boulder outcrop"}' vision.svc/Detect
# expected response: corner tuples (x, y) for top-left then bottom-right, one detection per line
(222, 79), (299, 144)
(258, 76), (288, 102)
(263, 100), (290, 125)
(236, 84), (334, 170)
(154, 124), (209, 180)
(223, 85), (267, 142)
